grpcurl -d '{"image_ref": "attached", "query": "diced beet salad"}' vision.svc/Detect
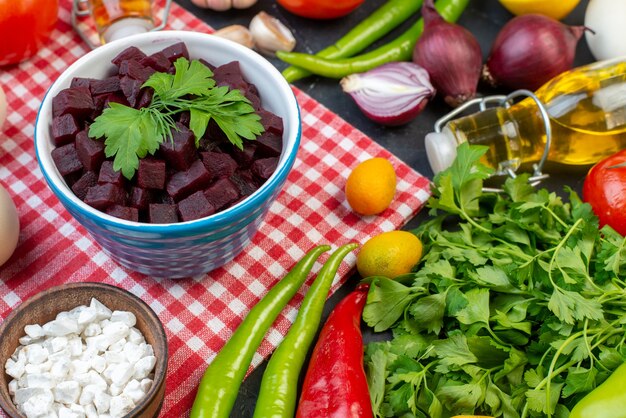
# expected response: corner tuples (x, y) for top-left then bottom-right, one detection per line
(50, 42), (284, 224)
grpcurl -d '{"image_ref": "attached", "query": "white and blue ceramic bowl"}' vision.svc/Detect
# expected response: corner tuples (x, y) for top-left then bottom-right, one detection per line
(34, 31), (301, 278)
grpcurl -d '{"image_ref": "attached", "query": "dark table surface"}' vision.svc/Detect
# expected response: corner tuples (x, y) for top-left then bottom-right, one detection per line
(172, 0), (594, 415)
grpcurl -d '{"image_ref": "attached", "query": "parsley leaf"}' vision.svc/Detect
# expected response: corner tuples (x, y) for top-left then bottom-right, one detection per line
(89, 58), (264, 179)
(89, 104), (161, 179)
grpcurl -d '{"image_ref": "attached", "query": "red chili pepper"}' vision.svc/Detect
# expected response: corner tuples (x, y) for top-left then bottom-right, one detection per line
(296, 284), (373, 418)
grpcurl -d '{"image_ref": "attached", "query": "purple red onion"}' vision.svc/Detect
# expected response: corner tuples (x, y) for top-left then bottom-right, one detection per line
(340, 62), (435, 126)
(483, 14), (587, 91)
(412, 0), (482, 107)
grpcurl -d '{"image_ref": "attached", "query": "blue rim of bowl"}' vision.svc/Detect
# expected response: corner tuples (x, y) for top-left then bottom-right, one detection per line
(34, 31), (302, 234)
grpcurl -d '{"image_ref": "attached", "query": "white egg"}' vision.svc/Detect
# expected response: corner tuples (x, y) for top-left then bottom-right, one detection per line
(0, 183), (19, 266)
(585, 0), (626, 61)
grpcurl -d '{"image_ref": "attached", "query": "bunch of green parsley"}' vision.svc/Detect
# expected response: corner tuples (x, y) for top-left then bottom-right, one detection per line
(89, 58), (263, 179)
(364, 144), (626, 418)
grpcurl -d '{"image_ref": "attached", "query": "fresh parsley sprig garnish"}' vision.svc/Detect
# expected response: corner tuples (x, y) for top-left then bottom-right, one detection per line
(89, 58), (264, 179)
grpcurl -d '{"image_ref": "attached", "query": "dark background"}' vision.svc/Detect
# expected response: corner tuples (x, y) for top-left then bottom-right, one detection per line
(172, 0), (593, 415)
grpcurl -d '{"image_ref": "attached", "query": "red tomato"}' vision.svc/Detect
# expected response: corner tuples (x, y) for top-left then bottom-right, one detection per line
(0, 0), (59, 66)
(276, 0), (364, 19)
(583, 149), (626, 236)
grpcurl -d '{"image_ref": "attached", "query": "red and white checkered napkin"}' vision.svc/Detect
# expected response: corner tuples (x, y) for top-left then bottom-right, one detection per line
(0, 0), (430, 415)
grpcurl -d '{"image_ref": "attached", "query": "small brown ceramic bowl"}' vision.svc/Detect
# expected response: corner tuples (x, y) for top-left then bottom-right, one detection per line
(0, 282), (168, 418)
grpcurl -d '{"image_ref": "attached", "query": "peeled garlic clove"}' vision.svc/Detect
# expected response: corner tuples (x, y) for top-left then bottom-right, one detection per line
(213, 25), (255, 49)
(249, 12), (296, 56)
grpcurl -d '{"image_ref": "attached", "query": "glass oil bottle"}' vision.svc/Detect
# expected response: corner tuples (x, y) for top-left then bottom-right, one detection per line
(426, 58), (626, 175)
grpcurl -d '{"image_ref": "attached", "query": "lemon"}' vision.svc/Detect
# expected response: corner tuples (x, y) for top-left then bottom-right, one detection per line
(345, 158), (396, 216)
(356, 231), (423, 279)
(498, 0), (581, 20)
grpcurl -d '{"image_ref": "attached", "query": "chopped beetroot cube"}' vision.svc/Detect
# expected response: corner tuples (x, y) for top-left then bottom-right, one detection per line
(92, 94), (108, 115)
(106, 205), (139, 222)
(255, 132), (282, 158)
(203, 119), (226, 143)
(52, 87), (94, 119)
(203, 178), (240, 210)
(76, 130), (105, 171)
(201, 151), (238, 179)
(198, 58), (216, 72)
(258, 109), (284, 136)
(137, 158), (166, 190)
(71, 171), (98, 200)
(119, 76), (143, 108)
(213, 61), (247, 91)
(84, 183), (126, 210)
(160, 123), (197, 171)
(98, 161), (125, 186)
(137, 88), (153, 109)
(112, 46), (147, 67)
(178, 191), (215, 222)
(90, 76), (121, 96)
(161, 42), (189, 63)
(141, 52), (171, 72)
(129, 187), (152, 211)
(166, 160), (212, 201)
(232, 144), (257, 167)
(51, 113), (81, 146)
(70, 77), (95, 90)
(118, 59), (156, 83)
(104, 92), (130, 108)
(252, 157), (278, 181)
(230, 169), (259, 197)
(178, 111), (190, 127)
(149, 203), (178, 224)
(243, 84), (261, 110)
(52, 143), (83, 177)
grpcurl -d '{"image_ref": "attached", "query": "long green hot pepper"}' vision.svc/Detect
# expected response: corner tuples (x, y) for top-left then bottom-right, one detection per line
(189, 245), (331, 418)
(252, 243), (359, 418)
(277, 0), (469, 79)
(282, 0), (423, 83)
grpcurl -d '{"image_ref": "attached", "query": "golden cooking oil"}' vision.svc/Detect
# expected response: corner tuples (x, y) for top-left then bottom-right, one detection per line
(430, 58), (626, 174)
(89, 0), (154, 44)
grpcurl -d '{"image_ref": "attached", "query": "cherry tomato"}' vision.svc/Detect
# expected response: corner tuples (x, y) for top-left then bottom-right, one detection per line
(276, 0), (364, 19)
(0, 0), (59, 66)
(583, 149), (626, 236)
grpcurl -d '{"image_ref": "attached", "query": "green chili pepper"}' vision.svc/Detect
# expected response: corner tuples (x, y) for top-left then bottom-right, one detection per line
(283, 0), (423, 83)
(189, 245), (331, 418)
(276, 0), (469, 79)
(252, 243), (359, 418)
(570, 362), (626, 418)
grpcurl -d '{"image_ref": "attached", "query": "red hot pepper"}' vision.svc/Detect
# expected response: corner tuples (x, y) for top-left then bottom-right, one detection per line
(296, 284), (373, 418)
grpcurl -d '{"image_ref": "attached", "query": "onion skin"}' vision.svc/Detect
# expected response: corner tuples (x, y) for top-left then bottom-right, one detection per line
(412, 0), (482, 107)
(340, 62), (435, 126)
(483, 14), (586, 91)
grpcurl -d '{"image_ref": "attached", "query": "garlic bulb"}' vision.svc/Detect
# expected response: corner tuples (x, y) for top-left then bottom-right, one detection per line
(249, 12), (296, 56)
(213, 25), (255, 49)
(190, 0), (257, 11)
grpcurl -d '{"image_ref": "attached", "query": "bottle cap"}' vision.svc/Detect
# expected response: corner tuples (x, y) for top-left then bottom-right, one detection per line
(103, 18), (154, 44)
(425, 129), (458, 174)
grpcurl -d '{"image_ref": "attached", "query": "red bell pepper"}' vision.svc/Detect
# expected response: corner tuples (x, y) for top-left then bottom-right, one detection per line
(296, 284), (373, 418)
